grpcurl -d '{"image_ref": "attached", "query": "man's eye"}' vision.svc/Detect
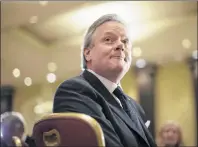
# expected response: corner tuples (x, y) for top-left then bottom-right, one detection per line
(105, 37), (112, 42)
(122, 39), (129, 44)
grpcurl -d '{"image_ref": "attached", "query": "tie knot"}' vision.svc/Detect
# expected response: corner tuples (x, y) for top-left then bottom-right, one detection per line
(113, 86), (124, 97)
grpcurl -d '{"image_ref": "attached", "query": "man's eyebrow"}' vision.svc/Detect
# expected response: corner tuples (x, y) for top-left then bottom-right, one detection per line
(103, 32), (115, 36)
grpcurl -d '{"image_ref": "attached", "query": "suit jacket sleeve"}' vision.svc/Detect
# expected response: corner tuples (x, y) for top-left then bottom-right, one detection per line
(53, 78), (124, 147)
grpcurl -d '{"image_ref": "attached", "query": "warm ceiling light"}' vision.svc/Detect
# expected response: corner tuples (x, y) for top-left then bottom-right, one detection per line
(39, 1), (48, 6)
(46, 73), (56, 83)
(136, 59), (146, 68)
(46, 1), (164, 42)
(24, 77), (32, 86)
(29, 16), (38, 24)
(69, 2), (134, 27)
(47, 62), (57, 72)
(34, 101), (52, 114)
(58, 1), (143, 29)
(182, 39), (191, 49)
(192, 50), (198, 60)
(34, 105), (44, 114)
(133, 47), (142, 57)
(12, 68), (20, 78)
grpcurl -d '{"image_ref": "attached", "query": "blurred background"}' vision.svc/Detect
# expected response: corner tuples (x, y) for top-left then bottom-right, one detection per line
(1, 1), (197, 146)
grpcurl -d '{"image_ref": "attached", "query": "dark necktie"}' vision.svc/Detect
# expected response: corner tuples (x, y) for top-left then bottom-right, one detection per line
(113, 86), (147, 139)
(113, 86), (131, 116)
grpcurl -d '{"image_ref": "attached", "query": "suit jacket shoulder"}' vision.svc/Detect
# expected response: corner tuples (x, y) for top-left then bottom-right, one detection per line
(53, 73), (125, 147)
(57, 75), (94, 92)
(53, 74), (101, 112)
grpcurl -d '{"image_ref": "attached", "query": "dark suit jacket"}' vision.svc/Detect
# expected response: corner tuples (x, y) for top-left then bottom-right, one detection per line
(53, 70), (157, 147)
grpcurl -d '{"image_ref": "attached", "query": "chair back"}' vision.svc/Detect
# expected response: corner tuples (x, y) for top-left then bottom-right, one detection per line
(32, 113), (105, 147)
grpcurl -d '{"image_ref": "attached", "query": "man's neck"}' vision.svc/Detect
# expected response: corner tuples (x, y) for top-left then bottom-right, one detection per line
(87, 68), (122, 84)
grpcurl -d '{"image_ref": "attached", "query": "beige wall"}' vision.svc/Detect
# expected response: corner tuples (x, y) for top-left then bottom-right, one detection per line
(155, 61), (196, 146)
(121, 68), (139, 102)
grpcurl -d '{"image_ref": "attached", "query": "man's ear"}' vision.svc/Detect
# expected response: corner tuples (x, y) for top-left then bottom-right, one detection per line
(84, 48), (91, 62)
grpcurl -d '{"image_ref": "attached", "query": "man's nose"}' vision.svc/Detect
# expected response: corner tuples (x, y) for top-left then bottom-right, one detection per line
(115, 41), (125, 51)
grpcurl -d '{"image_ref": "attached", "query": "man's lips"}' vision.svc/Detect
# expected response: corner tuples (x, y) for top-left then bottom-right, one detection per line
(112, 56), (124, 58)
(111, 56), (127, 61)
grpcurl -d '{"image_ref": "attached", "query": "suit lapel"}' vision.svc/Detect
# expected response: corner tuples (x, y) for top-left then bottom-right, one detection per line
(139, 118), (156, 146)
(82, 70), (149, 145)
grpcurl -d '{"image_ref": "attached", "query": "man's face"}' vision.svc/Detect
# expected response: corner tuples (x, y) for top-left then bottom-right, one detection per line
(161, 125), (180, 146)
(85, 21), (132, 82)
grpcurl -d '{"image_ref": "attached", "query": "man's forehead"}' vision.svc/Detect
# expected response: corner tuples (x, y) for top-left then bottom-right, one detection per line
(97, 22), (129, 36)
(99, 21), (126, 30)
(103, 30), (130, 38)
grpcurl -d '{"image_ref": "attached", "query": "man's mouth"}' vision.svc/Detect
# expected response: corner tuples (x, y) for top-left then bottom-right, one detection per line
(112, 56), (127, 62)
(113, 56), (124, 59)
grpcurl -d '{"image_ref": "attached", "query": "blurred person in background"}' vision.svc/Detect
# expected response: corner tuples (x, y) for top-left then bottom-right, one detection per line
(53, 14), (157, 147)
(157, 120), (183, 147)
(1, 111), (36, 147)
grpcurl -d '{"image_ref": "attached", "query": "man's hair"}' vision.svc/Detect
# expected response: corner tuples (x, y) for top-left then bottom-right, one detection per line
(81, 14), (127, 69)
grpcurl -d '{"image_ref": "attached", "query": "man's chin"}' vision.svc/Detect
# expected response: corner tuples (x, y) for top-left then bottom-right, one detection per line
(111, 65), (124, 72)
(108, 61), (130, 74)
(164, 142), (178, 147)
(164, 145), (176, 147)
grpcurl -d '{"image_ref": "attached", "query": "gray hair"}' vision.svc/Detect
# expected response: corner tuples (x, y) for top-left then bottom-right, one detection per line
(81, 14), (128, 69)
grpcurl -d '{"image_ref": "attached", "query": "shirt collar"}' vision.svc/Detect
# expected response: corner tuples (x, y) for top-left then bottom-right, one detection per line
(87, 69), (119, 93)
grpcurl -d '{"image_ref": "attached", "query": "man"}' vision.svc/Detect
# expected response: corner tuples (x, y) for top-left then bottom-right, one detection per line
(1, 112), (36, 147)
(53, 14), (157, 147)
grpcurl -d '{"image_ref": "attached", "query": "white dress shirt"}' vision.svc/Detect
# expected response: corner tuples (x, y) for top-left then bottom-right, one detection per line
(87, 69), (122, 107)
(87, 70), (150, 127)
